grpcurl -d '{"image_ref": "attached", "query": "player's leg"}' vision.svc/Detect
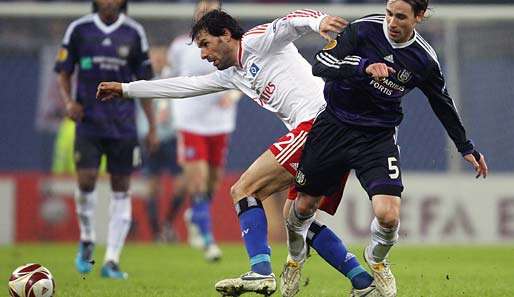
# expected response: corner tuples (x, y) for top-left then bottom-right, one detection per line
(355, 130), (403, 297)
(142, 142), (163, 241)
(101, 138), (140, 280)
(73, 134), (102, 274)
(215, 150), (292, 296)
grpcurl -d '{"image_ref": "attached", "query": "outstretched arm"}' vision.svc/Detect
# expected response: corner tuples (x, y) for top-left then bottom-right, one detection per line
(97, 71), (232, 101)
(245, 9), (347, 55)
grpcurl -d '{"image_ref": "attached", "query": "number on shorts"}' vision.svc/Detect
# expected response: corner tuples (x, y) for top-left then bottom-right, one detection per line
(273, 132), (295, 151)
(388, 157), (399, 179)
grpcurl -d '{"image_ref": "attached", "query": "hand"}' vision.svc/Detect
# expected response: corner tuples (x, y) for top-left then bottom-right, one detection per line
(145, 128), (160, 154)
(319, 15), (348, 41)
(65, 100), (84, 122)
(217, 95), (236, 109)
(96, 82), (123, 101)
(463, 150), (488, 178)
(366, 63), (396, 81)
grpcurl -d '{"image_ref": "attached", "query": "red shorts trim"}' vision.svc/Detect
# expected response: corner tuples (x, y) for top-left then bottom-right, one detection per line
(177, 131), (229, 167)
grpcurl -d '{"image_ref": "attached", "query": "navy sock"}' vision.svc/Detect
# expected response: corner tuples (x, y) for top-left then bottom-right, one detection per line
(308, 222), (373, 290)
(146, 198), (159, 236)
(190, 193), (214, 246)
(236, 197), (272, 275)
(166, 194), (185, 223)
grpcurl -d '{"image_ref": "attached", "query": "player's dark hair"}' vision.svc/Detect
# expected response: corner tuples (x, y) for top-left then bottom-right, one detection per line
(92, 0), (128, 13)
(399, 0), (429, 16)
(191, 9), (245, 41)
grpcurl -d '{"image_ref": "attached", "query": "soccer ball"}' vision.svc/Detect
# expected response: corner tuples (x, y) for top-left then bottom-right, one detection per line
(8, 263), (55, 297)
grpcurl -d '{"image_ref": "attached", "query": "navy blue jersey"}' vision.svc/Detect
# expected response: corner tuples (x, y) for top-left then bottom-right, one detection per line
(54, 13), (153, 139)
(313, 14), (473, 154)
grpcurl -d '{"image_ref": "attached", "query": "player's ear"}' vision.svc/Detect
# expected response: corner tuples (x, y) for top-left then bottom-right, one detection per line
(221, 28), (232, 41)
(415, 10), (425, 23)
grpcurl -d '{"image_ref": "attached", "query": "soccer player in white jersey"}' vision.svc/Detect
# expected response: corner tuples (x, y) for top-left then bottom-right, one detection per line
(165, 0), (241, 261)
(98, 8), (382, 297)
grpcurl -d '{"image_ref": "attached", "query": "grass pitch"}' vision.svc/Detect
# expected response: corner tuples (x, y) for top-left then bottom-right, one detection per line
(1, 244), (513, 297)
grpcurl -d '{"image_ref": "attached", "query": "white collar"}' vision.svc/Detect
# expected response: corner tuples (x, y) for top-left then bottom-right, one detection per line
(93, 13), (126, 35)
(382, 18), (417, 49)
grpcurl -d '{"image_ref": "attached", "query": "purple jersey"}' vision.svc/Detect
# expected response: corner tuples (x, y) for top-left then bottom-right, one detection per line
(54, 13), (153, 139)
(312, 14), (473, 154)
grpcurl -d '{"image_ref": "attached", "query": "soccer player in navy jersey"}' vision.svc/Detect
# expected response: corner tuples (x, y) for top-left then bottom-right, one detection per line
(54, 0), (157, 279)
(290, 1), (489, 296)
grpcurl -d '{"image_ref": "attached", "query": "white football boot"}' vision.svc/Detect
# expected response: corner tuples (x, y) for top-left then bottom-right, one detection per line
(215, 271), (276, 296)
(363, 247), (397, 297)
(349, 280), (382, 297)
(279, 256), (304, 297)
(204, 243), (222, 262)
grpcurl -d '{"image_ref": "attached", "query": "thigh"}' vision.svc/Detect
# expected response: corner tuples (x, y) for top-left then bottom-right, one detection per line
(104, 138), (140, 175)
(354, 130), (404, 199)
(295, 111), (352, 197)
(74, 134), (103, 170)
(206, 133), (230, 168)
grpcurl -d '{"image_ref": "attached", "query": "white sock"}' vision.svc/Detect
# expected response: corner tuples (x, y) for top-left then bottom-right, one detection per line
(366, 217), (400, 263)
(285, 201), (316, 263)
(75, 189), (97, 242)
(105, 192), (132, 264)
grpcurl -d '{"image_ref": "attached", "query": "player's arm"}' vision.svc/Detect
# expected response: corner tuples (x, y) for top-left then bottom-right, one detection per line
(420, 64), (488, 178)
(312, 23), (370, 80)
(97, 71), (232, 101)
(246, 9), (346, 55)
(54, 24), (83, 121)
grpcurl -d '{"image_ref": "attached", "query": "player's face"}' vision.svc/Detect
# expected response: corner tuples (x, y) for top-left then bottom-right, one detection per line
(196, 30), (237, 70)
(385, 0), (424, 43)
(95, 0), (124, 18)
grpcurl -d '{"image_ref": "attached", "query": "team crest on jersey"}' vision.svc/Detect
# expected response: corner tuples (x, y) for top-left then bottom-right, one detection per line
(57, 48), (68, 62)
(397, 69), (412, 83)
(296, 170), (306, 186)
(117, 45), (130, 58)
(323, 39), (337, 51)
(249, 63), (260, 77)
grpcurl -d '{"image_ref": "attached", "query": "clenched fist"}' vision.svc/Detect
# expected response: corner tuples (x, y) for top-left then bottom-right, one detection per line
(96, 82), (123, 101)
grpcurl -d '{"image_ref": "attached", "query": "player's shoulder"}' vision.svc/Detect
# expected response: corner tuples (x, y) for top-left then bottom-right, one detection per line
(413, 31), (441, 69)
(63, 14), (94, 43)
(351, 14), (385, 26)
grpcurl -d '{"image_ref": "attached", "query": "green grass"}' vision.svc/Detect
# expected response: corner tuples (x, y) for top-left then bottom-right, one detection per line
(2, 244), (514, 297)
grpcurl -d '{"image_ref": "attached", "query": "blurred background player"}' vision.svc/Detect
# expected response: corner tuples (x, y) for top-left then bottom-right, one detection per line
(54, 0), (157, 279)
(136, 47), (185, 243)
(165, 0), (242, 261)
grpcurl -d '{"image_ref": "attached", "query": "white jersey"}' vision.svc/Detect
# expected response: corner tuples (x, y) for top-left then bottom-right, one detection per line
(167, 35), (238, 135)
(123, 9), (327, 130)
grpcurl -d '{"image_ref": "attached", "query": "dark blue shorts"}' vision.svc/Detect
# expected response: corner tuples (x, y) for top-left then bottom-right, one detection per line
(142, 138), (182, 176)
(74, 134), (140, 175)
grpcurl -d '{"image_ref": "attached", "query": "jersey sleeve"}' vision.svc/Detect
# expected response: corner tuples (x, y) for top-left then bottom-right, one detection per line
(122, 70), (234, 99)
(419, 62), (474, 155)
(243, 9), (327, 55)
(54, 22), (80, 74)
(312, 22), (369, 80)
(131, 26), (154, 80)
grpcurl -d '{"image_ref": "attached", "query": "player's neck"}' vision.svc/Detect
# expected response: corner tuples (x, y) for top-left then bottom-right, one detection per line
(98, 13), (120, 25)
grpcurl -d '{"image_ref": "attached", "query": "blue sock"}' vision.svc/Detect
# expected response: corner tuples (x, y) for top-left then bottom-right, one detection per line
(190, 193), (214, 246)
(308, 221), (373, 290)
(236, 197), (272, 275)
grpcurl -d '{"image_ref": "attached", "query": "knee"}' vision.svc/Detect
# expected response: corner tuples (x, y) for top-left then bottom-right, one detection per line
(230, 182), (243, 203)
(374, 204), (400, 229)
(294, 193), (320, 218)
(78, 176), (96, 192)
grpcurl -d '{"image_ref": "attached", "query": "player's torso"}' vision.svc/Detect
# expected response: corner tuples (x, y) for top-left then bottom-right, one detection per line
(231, 43), (325, 129)
(73, 15), (141, 138)
(172, 39), (237, 134)
(327, 16), (432, 127)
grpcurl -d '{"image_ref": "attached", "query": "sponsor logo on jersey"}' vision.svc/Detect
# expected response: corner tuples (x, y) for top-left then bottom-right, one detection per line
(296, 170), (306, 186)
(384, 54), (394, 63)
(80, 57), (93, 70)
(56, 48), (68, 62)
(397, 69), (412, 83)
(323, 39), (337, 51)
(258, 82), (276, 104)
(249, 63), (260, 77)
